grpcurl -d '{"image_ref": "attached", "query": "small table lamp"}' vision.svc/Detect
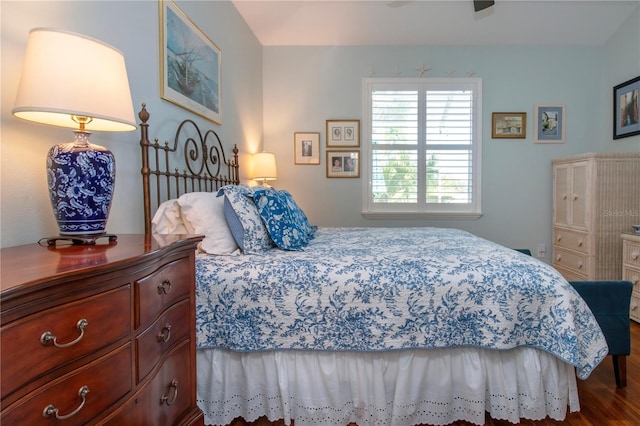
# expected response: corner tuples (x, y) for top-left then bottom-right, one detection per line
(252, 152), (278, 186)
(12, 28), (136, 245)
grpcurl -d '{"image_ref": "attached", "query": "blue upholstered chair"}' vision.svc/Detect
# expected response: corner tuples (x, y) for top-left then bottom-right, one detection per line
(512, 249), (632, 387)
(568, 280), (633, 388)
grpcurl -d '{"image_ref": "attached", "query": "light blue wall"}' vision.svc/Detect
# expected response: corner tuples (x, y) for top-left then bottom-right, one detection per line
(263, 17), (639, 261)
(0, 0), (262, 247)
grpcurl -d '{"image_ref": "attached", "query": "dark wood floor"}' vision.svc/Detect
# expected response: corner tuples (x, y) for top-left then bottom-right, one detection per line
(225, 321), (640, 426)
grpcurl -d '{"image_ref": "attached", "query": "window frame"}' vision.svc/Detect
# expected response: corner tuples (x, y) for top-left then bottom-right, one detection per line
(361, 77), (483, 219)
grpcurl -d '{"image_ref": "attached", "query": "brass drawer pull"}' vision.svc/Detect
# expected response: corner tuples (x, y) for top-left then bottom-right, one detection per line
(43, 385), (89, 419)
(40, 319), (88, 348)
(157, 324), (172, 343)
(160, 379), (178, 405)
(157, 279), (172, 295)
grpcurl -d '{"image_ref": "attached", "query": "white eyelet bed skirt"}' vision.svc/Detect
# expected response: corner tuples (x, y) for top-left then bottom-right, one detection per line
(196, 347), (579, 426)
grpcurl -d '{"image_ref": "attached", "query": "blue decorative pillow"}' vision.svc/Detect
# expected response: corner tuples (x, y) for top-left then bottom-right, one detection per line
(217, 185), (275, 254)
(252, 188), (316, 251)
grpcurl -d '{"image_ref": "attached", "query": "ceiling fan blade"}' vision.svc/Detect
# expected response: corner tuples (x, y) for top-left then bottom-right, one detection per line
(474, 0), (495, 12)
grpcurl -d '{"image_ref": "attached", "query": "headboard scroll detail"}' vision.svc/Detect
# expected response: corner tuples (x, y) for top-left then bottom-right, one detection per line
(139, 104), (239, 234)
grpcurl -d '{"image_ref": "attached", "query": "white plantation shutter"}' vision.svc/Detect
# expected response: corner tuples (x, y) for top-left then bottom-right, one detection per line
(363, 79), (482, 218)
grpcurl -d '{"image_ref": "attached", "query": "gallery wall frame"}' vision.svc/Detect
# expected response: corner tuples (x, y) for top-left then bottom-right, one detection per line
(534, 104), (566, 144)
(294, 132), (320, 165)
(159, 0), (221, 124)
(327, 150), (359, 178)
(491, 112), (526, 139)
(613, 75), (640, 139)
(326, 120), (360, 147)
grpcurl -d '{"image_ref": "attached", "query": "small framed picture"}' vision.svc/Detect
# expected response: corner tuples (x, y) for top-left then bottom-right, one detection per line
(326, 120), (360, 147)
(294, 132), (320, 165)
(491, 112), (526, 138)
(613, 75), (640, 139)
(534, 104), (566, 144)
(326, 150), (359, 178)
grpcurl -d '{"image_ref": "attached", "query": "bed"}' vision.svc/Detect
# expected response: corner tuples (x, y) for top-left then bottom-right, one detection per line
(138, 105), (608, 426)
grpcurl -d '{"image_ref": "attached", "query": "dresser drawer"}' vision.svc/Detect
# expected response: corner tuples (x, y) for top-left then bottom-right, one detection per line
(553, 227), (589, 254)
(622, 265), (640, 293)
(623, 240), (640, 268)
(1, 286), (130, 401)
(553, 264), (588, 282)
(1, 343), (131, 425)
(136, 299), (191, 382)
(631, 293), (639, 323)
(553, 247), (590, 275)
(102, 341), (194, 425)
(136, 258), (192, 328)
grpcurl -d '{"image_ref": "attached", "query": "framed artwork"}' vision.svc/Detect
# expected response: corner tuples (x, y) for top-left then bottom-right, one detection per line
(613, 75), (640, 139)
(159, 0), (221, 124)
(326, 120), (360, 147)
(534, 104), (566, 144)
(326, 150), (359, 178)
(294, 132), (320, 165)
(491, 112), (526, 139)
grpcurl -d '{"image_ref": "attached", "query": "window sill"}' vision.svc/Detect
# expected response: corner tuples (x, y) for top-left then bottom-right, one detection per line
(361, 211), (484, 220)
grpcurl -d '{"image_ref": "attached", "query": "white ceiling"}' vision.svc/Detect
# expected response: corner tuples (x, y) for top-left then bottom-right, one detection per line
(231, 0), (640, 46)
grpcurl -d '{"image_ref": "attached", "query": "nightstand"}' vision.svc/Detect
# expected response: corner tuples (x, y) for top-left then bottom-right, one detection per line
(621, 232), (640, 323)
(0, 234), (204, 425)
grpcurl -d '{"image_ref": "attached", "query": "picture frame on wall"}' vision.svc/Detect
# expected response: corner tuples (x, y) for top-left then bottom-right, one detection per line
(534, 104), (566, 144)
(326, 120), (360, 147)
(326, 150), (359, 178)
(159, 0), (221, 124)
(491, 112), (526, 139)
(294, 132), (320, 165)
(613, 75), (640, 139)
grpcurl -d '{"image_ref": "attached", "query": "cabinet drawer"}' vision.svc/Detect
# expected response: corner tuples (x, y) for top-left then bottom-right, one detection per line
(553, 228), (589, 254)
(136, 258), (192, 328)
(631, 293), (639, 323)
(1, 343), (131, 425)
(622, 266), (640, 293)
(136, 299), (191, 382)
(553, 247), (590, 276)
(1, 286), (130, 400)
(102, 341), (194, 425)
(623, 240), (640, 268)
(553, 264), (588, 282)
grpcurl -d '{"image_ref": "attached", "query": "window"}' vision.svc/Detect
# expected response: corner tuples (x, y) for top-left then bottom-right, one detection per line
(361, 78), (482, 219)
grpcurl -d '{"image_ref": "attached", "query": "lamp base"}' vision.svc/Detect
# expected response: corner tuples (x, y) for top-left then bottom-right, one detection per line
(43, 233), (118, 246)
(47, 130), (115, 235)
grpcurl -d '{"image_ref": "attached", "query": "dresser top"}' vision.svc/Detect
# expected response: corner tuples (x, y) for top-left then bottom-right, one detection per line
(553, 151), (640, 163)
(0, 234), (202, 294)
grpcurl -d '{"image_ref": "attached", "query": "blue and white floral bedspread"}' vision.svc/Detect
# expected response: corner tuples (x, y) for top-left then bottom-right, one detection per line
(195, 227), (608, 379)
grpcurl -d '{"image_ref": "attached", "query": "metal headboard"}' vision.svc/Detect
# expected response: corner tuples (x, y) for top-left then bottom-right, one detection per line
(138, 104), (239, 234)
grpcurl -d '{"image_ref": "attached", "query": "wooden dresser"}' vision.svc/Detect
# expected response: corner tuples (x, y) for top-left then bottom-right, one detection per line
(551, 152), (640, 281)
(0, 234), (204, 425)
(622, 232), (640, 323)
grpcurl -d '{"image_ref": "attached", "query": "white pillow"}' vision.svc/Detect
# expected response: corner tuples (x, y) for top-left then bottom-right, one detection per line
(151, 199), (189, 234)
(177, 192), (239, 255)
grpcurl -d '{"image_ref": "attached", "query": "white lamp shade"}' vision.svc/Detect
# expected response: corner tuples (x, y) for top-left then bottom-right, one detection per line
(252, 152), (278, 181)
(12, 28), (136, 132)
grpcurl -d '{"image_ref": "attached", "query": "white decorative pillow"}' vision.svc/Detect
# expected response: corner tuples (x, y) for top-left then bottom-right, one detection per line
(218, 185), (275, 254)
(177, 192), (239, 255)
(151, 199), (189, 235)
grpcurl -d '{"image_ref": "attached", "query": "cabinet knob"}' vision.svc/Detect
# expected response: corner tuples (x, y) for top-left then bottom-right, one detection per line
(556, 255), (562, 262)
(157, 324), (172, 343)
(577, 239), (583, 247)
(157, 280), (172, 295)
(631, 251), (639, 261)
(160, 379), (179, 406)
(40, 319), (88, 348)
(572, 194), (578, 201)
(556, 235), (562, 242)
(562, 194), (567, 200)
(43, 385), (89, 420)
(576, 261), (583, 269)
